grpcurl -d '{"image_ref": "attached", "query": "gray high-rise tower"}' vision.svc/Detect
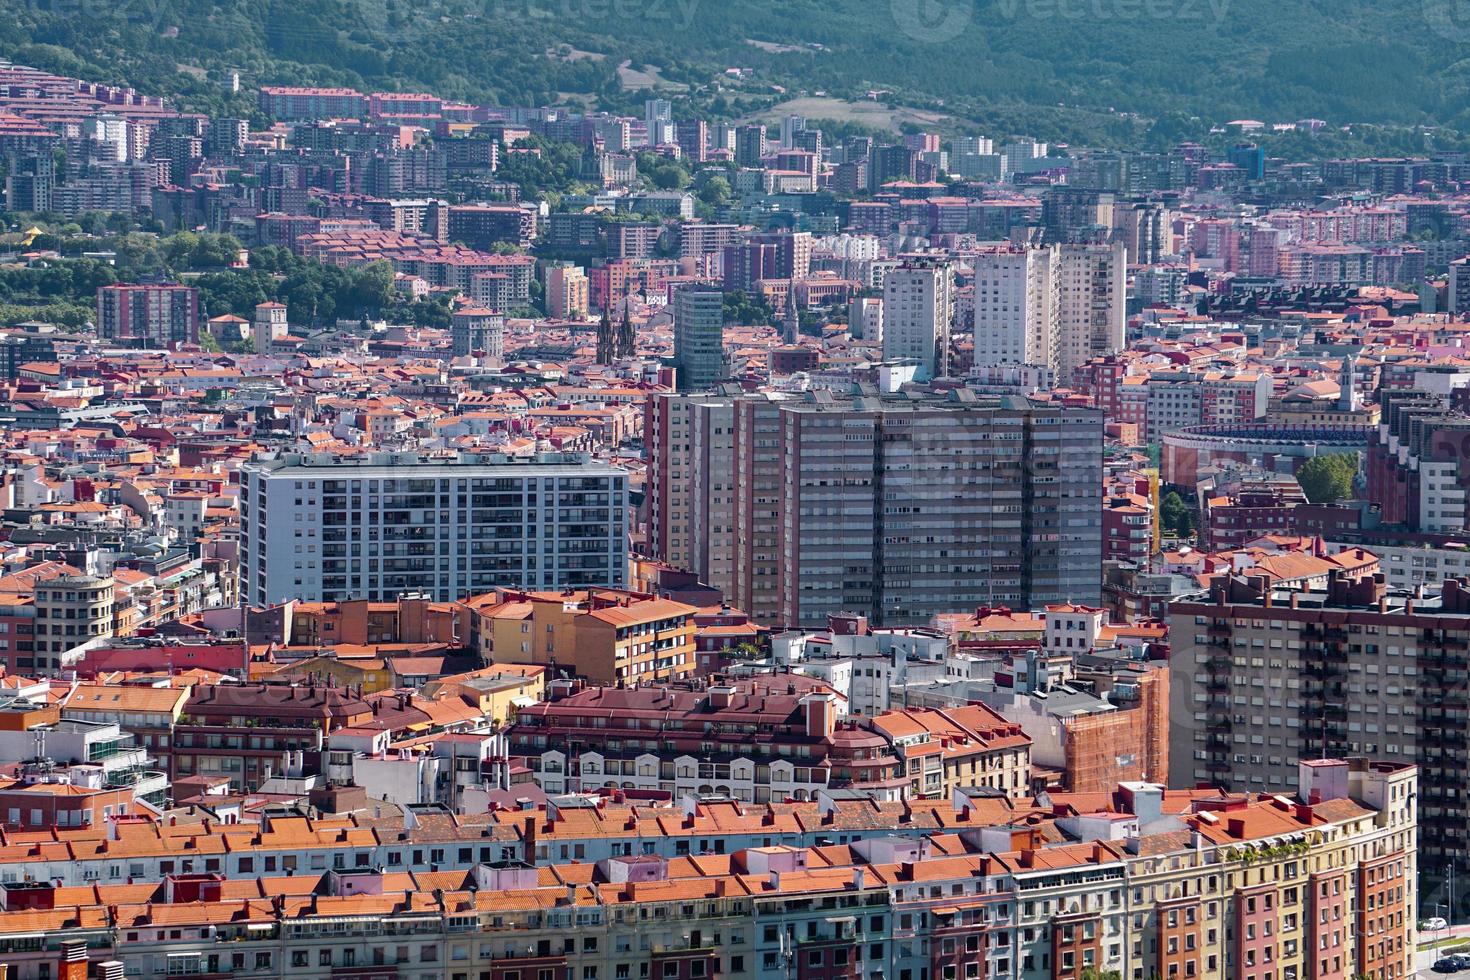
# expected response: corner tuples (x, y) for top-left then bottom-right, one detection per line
(672, 285), (726, 391)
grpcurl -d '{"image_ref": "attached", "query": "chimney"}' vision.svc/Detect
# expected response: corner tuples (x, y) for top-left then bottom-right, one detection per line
(801, 693), (836, 739)
(523, 815), (537, 860)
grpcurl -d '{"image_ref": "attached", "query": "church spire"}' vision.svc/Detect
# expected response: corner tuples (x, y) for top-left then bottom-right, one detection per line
(782, 285), (800, 345)
(596, 304), (614, 365)
(616, 303), (636, 359)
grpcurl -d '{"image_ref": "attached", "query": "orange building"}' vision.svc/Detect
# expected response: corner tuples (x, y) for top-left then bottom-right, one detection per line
(1060, 664), (1170, 793)
(464, 588), (698, 685)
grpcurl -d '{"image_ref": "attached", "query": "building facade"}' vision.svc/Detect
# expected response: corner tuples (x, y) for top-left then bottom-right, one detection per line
(239, 451), (628, 605)
(1170, 571), (1469, 880)
(672, 285), (726, 392)
(95, 283), (200, 347)
(648, 388), (1103, 628)
(882, 258), (954, 380)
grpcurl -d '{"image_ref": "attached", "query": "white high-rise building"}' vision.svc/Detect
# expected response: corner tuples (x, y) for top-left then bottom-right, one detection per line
(882, 259), (954, 380)
(1000, 139), (1048, 179)
(239, 451), (628, 605)
(780, 113), (807, 148)
(86, 114), (130, 162)
(1056, 240), (1127, 381)
(848, 297), (884, 343)
(950, 135), (995, 157)
(644, 99), (673, 146)
(967, 244), (1060, 373)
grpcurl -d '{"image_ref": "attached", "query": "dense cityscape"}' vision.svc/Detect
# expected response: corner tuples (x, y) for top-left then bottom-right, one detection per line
(0, 16), (1463, 978)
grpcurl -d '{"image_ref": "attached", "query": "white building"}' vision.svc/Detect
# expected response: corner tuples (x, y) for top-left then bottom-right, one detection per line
(1332, 541), (1470, 590)
(882, 259), (954, 380)
(967, 244), (1059, 373)
(239, 451), (628, 605)
(847, 296), (883, 342)
(251, 302), (288, 352)
(85, 114), (130, 161)
(1056, 240), (1128, 380)
(771, 627), (952, 716)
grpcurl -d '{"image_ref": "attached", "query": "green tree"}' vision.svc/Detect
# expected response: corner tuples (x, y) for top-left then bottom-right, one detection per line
(698, 176), (731, 208)
(162, 231), (200, 270)
(1161, 491), (1192, 537)
(346, 261), (395, 316)
(1296, 453), (1359, 504)
(189, 233), (244, 269)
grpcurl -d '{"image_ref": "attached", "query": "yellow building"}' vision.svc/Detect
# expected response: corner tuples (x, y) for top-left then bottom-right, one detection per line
(265, 653), (393, 693)
(546, 264), (590, 320)
(420, 663), (547, 726)
(464, 589), (697, 685)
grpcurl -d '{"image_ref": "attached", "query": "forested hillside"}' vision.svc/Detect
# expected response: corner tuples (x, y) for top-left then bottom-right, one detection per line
(4, 0), (1468, 146)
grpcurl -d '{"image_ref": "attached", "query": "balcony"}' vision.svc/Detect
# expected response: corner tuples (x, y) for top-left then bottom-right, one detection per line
(87, 737), (135, 762)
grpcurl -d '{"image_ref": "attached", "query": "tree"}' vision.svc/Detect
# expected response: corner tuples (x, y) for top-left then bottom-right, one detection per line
(1297, 453), (1359, 504)
(346, 261), (395, 316)
(162, 231), (199, 270)
(1161, 491), (1192, 537)
(698, 175), (731, 208)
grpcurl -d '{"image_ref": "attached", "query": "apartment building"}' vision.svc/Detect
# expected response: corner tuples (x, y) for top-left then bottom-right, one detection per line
(173, 682), (374, 790)
(544, 264), (589, 320)
(239, 451), (628, 605)
(257, 85), (368, 119)
(1056, 240), (1127, 381)
(95, 283), (200, 348)
(870, 704), (1032, 799)
(464, 587), (698, 685)
(444, 203), (536, 249)
(1170, 570), (1469, 878)
(449, 307), (503, 359)
(774, 390), (1101, 626)
(644, 390), (748, 598)
(882, 258), (954, 380)
(966, 244), (1060, 373)
(1144, 371), (1274, 442)
(1202, 479), (1310, 552)
(0, 758), (1415, 980)
(1367, 387), (1470, 532)
(648, 387), (1102, 627)
(507, 675), (903, 802)
(672, 284), (726, 391)
(32, 574), (113, 669)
